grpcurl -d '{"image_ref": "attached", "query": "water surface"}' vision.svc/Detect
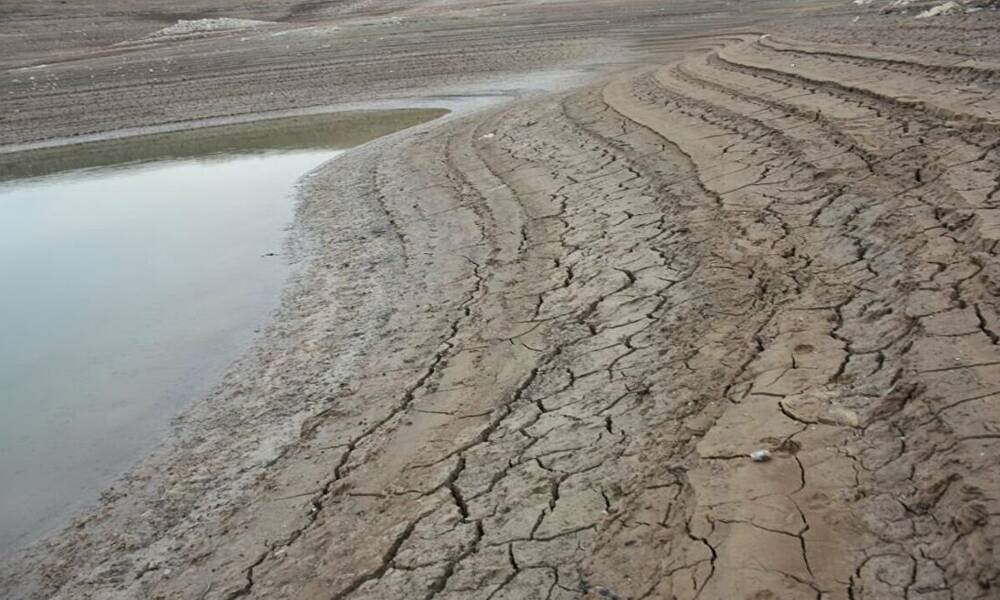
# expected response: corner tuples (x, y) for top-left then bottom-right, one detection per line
(0, 109), (446, 554)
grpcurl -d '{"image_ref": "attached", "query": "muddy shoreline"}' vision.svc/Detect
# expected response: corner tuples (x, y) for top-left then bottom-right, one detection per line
(0, 106), (454, 555)
(3, 0), (1000, 598)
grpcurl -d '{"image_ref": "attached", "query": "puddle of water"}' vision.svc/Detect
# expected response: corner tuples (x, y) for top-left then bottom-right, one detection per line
(0, 108), (446, 554)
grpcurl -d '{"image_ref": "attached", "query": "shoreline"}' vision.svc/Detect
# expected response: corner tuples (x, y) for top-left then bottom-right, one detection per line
(0, 77), (595, 594)
(0, 96), (494, 156)
(0, 106), (454, 557)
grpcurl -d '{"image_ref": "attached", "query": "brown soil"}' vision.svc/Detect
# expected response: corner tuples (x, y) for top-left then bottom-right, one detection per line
(2, 1), (1000, 599)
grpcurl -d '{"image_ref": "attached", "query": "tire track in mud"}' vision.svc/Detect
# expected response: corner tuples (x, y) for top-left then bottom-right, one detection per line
(7, 23), (1000, 600)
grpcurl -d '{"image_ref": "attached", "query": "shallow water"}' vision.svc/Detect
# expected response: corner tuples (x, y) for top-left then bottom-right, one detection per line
(0, 109), (445, 553)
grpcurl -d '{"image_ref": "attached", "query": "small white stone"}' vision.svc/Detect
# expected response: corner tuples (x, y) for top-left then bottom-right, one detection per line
(749, 449), (772, 462)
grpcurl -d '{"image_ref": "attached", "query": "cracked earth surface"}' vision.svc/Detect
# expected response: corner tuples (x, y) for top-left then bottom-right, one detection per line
(4, 4), (1000, 600)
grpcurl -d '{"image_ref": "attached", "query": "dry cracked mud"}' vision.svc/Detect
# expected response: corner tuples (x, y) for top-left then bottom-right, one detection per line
(2, 1), (1000, 599)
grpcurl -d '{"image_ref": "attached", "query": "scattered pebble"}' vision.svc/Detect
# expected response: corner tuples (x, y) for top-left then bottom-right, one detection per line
(750, 449), (772, 462)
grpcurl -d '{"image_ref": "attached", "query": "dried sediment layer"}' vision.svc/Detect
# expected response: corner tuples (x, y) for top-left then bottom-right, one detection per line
(5, 13), (1000, 600)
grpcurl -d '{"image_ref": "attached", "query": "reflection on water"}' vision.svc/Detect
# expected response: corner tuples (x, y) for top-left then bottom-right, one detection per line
(0, 109), (448, 181)
(0, 109), (446, 554)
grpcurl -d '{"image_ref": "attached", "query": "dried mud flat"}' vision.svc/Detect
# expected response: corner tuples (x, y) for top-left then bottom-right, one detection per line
(3, 0), (1000, 599)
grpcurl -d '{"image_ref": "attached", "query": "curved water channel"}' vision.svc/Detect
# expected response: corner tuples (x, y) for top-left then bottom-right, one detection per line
(0, 108), (446, 554)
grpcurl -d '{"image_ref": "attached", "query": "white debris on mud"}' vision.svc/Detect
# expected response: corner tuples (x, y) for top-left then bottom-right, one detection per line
(150, 18), (269, 38)
(861, 0), (995, 16)
(915, 0), (961, 16)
